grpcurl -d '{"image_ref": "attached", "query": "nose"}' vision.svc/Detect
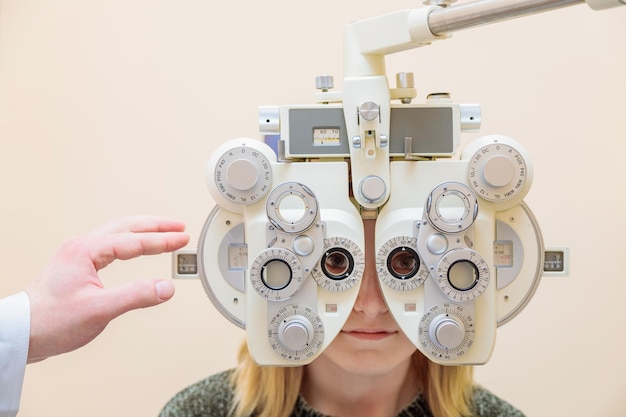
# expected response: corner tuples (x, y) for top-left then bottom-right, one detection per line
(353, 219), (388, 318)
(353, 264), (389, 318)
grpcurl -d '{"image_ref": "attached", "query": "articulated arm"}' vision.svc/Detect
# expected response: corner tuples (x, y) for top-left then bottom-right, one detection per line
(341, 0), (622, 210)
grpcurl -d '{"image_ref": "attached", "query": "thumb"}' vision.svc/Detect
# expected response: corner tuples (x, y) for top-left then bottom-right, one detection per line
(103, 279), (176, 318)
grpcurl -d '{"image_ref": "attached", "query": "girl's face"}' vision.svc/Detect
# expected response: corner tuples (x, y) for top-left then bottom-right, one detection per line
(315, 219), (417, 377)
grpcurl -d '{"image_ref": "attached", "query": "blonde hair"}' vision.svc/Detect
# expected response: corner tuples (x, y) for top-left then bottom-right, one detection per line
(230, 341), (474, 417)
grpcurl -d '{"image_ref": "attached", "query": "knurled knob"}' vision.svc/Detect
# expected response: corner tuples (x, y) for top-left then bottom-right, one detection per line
(315, 75), (334, 91)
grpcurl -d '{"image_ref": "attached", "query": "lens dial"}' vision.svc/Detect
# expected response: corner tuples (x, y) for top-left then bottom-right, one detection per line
(435, 248), (490, 302)
(311, 237), (364, 292)
(210, 143), (273, 210)
(467, 136), (531, 206)
(250, 248), (304, 301)
(268, 304), (324, 362)
(266, 182), (319, 234)
(377, 236), (429, 291)
(426, 182), (478, 234)
(418, 304), (476, 360)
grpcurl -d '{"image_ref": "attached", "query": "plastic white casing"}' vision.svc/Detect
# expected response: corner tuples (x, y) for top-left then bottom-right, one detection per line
(194, 134), (544, 366)
(376, 135), (543, 364)
(202, 138), (364, 366)
(182, 1), (576, 366)
(339, 7), (448, 210)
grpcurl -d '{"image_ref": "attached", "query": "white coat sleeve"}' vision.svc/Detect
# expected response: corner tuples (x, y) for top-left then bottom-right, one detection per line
(0, 292), (30, 417)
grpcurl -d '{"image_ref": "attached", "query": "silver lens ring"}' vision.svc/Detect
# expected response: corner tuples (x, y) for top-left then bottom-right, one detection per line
(387, 246), (420, 280)
(377, 236), (429, 291)
(426, 182), (478, 234)
(266, 182), (319, 234)
(250, 247), (304, 301)
(311, 237), (364, 292)
(321, 247), (354, 280)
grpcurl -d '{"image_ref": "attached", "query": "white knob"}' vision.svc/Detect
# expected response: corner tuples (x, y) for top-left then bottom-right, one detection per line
(462, 135), (533, 210)
(359, 175), (386, 203)
(227, 159), (258, 191)
(207, 139), (275, 213)
(482, 155), (515, 188)
(426, 233), (448, 255)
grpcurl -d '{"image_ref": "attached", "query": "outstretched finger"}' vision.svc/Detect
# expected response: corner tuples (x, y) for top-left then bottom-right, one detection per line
(88, 231), (190, 271)
(87, 216), (187, 237)
(100, 279), (176, 320)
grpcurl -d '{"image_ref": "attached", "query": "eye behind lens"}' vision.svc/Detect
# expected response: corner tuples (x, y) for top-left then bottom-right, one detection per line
(321, 247), (354, 280)
(387, 247), (420, 280)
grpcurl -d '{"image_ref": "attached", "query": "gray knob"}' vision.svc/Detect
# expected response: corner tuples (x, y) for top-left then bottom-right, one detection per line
(359, 102), (380, 121)
(278, 316), (313, 351)
(430, 315), (464, 349)
(315, 76), (334, 91)
(396, 72), (415, 89)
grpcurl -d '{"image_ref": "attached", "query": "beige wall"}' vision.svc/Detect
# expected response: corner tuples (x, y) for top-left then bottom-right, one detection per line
(0, 1), (624, 416)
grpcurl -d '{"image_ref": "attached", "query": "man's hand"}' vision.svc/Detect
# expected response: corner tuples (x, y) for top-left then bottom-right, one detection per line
(25, 216), (190, 363)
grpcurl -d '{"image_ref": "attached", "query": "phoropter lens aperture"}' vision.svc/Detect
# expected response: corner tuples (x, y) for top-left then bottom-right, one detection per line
(447, 260), (479, 291)
(261, 259), (292, 290)
(321, 247), (354, 280)
(388, 247), (419, 280)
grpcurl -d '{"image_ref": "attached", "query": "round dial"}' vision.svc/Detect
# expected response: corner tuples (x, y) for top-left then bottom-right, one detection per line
(376, 236), (429, 291)
(211, 143), (272, 209)
(358, 175), (387, 204)
(250, 248), (304, 301)
(435, 248), (490, 302)
(426, 182), (478, 234)
(311, 237), (364, 292)
(418, 304), (476, 360)
(266, 182), (319, 234)
(466, 136), (532, 205)
(268, 304), (324, 361)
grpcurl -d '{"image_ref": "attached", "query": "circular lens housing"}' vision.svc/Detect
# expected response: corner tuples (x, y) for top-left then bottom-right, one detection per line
(321, 247), (354, 280)
(261, 259), (292, 290)
(448, 260), (479, 291)
(250, 247), (304, 300)
(426, 182), (478, 233)
(266, 182), (318, 233)
(434, 248), (489, 302)
(387, 247), (420, 279)
(377, 236), (429, 291)
(311, 237), (364, 292)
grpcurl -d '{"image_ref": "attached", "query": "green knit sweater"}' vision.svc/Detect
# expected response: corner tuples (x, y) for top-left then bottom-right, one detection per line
(159, 370), (524, 417)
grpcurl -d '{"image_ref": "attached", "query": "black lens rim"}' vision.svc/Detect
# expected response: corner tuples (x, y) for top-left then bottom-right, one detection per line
(447, 259), (479, 291)
(261, 259), (293, 290)
(320, 247), (355, 281)
(387, 246), (420, 280)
